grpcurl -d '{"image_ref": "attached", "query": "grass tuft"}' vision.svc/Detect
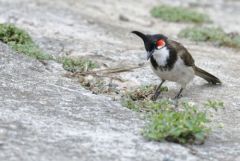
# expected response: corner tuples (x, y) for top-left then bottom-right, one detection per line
(122, 86), (210, 144)
(151, 5), (209, 23)
(178, 26), (240, 48)
(143, 102), (209, 144)
(204, 100), (224, 111)
(122, 98), (173, 113)
(58, 57), (97, 72)
(0, 23), (53, 60)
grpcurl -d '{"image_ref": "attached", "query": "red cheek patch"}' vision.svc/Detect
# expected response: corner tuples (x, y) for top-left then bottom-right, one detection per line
(157, 39), (165, 47)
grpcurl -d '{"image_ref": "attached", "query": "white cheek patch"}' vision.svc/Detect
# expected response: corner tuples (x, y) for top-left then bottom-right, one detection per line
(153, 47), (170, 66)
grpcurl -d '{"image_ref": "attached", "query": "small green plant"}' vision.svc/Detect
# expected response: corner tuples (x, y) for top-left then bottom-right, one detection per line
(58, 57), (97, 72)
(204, 100), (224, 111)
(151, 5), (209, 23)
(121, 98), (140, 112)
(178, 26), (240, 48)
(143, 102), (210, 144)
(0, 23), (53, 60)
(122, 98), (173, 113)
(122, 86), (211, 144)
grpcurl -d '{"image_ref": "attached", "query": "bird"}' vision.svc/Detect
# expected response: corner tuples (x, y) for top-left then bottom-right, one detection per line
(132, 31), (221, 100)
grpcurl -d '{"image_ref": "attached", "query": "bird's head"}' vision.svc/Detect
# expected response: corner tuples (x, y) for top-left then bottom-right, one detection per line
(131, 31), (168, 60)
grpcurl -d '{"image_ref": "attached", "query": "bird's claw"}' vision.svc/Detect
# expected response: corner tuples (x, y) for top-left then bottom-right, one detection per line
(151, 92), (160, 101)
(173, 94), (183, 100)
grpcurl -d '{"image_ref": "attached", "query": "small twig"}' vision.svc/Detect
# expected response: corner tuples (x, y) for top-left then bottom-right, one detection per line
(90, 73), (125, 82)
(74, 63), (146, 76)
(65, 64), (146, 82)
(65, 72), (125, 82)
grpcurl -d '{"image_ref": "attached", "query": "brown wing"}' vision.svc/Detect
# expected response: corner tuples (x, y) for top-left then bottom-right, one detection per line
(169, 40), (195, 66)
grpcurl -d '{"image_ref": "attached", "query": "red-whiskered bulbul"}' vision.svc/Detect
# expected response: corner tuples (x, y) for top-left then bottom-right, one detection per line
(132, 31), (221, 100)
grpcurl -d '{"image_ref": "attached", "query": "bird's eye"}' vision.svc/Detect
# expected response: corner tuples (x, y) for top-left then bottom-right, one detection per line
(156, 39), (165, 49)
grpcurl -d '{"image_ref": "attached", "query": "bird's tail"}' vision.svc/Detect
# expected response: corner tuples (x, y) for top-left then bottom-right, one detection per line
(193, 66), (221, 84)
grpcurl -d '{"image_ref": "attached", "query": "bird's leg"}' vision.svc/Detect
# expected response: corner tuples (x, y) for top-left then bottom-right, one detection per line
(151, 80), (165, 101)
(174, 88), (184, 99)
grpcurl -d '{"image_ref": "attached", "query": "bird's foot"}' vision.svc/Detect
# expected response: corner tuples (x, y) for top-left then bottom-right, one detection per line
(151, 92), (161, 101)
(173, 94), (183, 100)
(151, 95), (158, 101)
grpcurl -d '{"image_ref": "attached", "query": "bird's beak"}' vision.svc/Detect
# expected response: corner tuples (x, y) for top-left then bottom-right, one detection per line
(131, 31), (153, 60)
(147, 50), (154, 60)
(131, 31), (147, 41)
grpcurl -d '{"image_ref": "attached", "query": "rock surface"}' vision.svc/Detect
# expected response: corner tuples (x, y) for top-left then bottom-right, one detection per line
(0, 40), (197, 161)
(0, 0), (240, 161)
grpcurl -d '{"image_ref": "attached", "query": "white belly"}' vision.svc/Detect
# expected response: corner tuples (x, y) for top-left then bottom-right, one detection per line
(151, 58), (194, 87)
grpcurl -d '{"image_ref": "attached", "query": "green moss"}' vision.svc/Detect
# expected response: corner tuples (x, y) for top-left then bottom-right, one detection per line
(121, 98), (140, 112)
(122, 86), (210, 144)
(178, 27), (227, 42)
(204, 100), (224, 111)
(0, 23), (53, 60)
(58, 57), (97, 72)
(151, 5), (209, 23)
(143, 102), (209, 144)
(178, 26), (240, 48)
(122, 98), (172, 113)
(232, 35), (240, 47)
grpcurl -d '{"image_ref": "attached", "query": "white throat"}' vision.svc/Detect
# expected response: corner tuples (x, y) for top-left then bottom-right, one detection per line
(152, 47), (170, 66)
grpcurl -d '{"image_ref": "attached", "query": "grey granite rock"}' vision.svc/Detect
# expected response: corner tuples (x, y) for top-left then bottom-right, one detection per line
(0, 0), (240, 160)
(0, 43), (197, 161)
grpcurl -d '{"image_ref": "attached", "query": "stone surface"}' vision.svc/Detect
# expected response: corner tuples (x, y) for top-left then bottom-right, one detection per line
(0, 42), (197, 161)
(0, 0), (240, 161)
